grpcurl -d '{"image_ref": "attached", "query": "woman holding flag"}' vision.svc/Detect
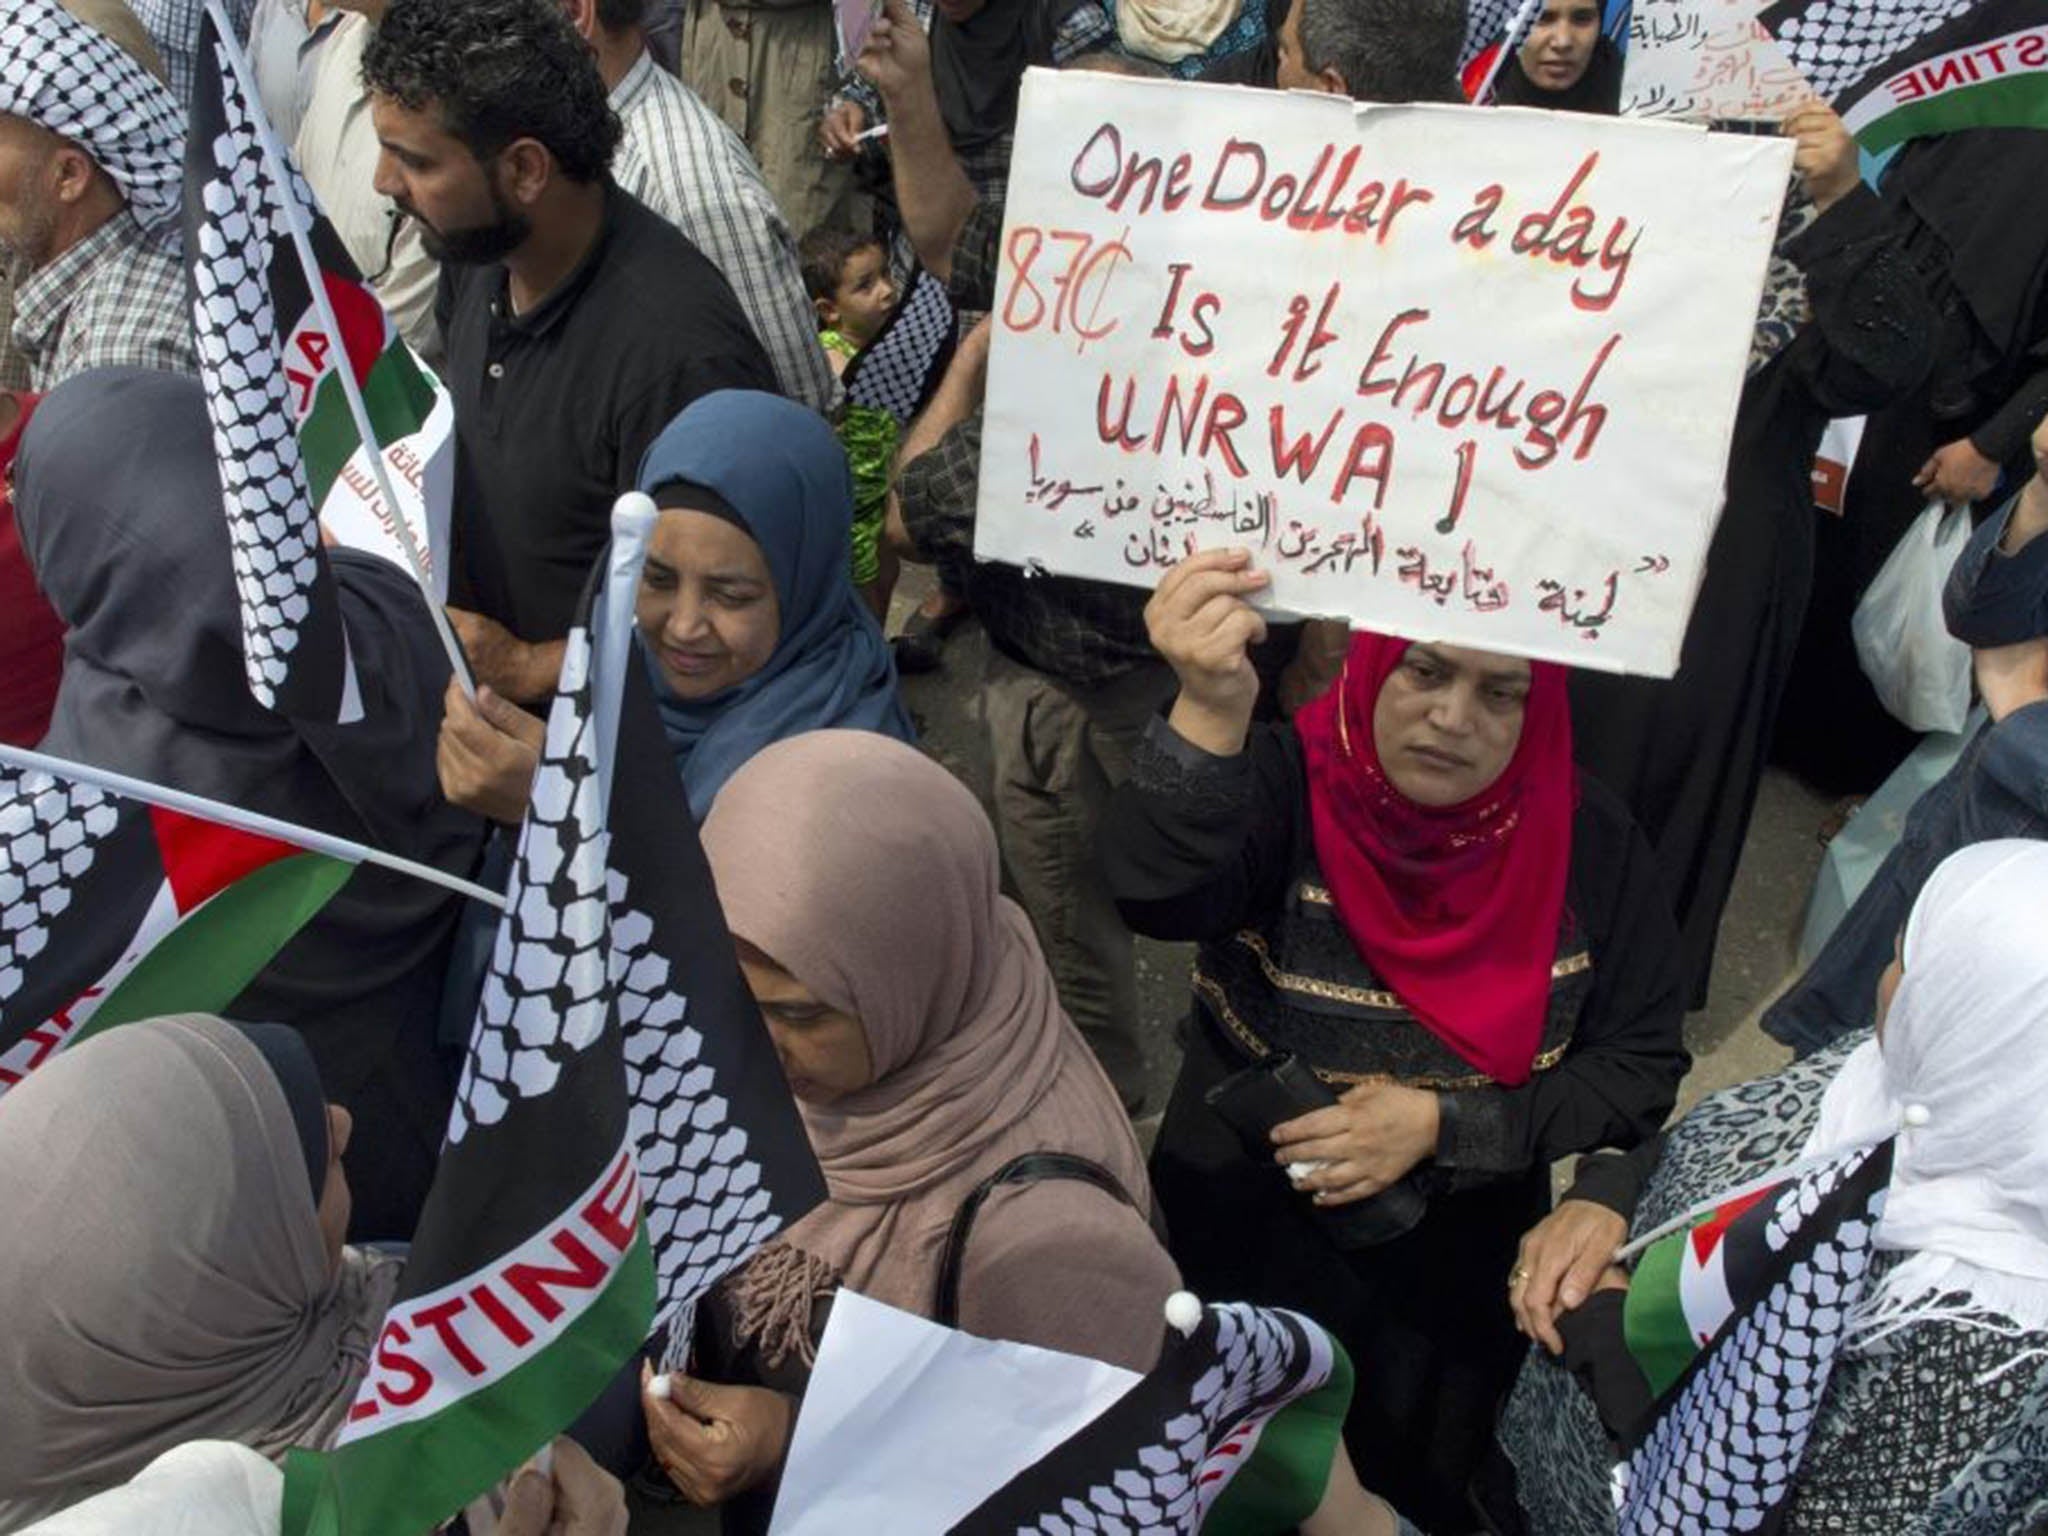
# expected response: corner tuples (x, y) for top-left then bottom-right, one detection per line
(1506, 840), (2048, 1533)
(0, 1013), (629, 1535)
(13, 369), (488, 1242)
(437, 392), (911, 826)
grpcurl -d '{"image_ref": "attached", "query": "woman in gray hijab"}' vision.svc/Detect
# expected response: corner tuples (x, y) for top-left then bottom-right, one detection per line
(0, 1015), (398, 1532)
(14, 368), (488, 1239)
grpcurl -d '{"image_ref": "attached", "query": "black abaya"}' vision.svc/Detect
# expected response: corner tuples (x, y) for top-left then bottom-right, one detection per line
(1778, 129), (2048, 793)
(1571, 186), (1933, 1005)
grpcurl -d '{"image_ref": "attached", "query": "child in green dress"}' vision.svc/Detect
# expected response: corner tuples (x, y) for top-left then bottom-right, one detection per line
(801, 227), (900, 622)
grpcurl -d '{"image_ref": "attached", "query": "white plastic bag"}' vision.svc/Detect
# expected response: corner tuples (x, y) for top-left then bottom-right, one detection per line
(1852, 500), (1973, 734)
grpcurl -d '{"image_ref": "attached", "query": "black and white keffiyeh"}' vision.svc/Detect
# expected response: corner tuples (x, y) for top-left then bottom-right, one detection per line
(842, 264), (960, 427)
(451, 526), (826, 1339)
(0, 0), (186, 245)
(1616, 1141), (1896, 1536)
(1757, 0), (1976, 104)
(952, 1302), (1344, 1533)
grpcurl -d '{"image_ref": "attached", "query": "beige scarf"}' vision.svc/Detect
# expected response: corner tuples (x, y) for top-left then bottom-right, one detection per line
(1115, 0), (1242, 63)
(701, 732), (1152, 1366)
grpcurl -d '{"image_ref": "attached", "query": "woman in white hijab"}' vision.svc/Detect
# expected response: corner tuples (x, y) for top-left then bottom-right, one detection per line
(1501, 839), (2048, 1535)
(1804, 836), (2048, 1345)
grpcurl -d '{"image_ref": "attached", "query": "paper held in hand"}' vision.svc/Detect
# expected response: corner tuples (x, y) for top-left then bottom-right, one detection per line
(972, 72), (1795, 678)
(1622, 0), (1813, 122)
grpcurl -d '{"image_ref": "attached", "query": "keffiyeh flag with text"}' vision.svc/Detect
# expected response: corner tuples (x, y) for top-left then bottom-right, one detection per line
(184, 0), (454, 720)
(1760, 0), (2048, 151)
(281, 506), (826, 1536)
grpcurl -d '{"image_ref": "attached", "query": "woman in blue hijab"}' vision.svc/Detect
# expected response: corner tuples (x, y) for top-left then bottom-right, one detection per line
(438, 391), (912, 823)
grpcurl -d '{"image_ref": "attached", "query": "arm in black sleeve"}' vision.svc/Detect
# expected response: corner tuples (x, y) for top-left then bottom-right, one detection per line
(1436, 782), (1690, 1175)
(1099, 716), (1303, 943)
(1558, 1289), (1656, 1447)
(1976, 698), (2048, 813)
(1969, 354), (2048, 468)
(1562, 1138), (1664, 1223)
(1780, 183), (1937, 418)
(610, 345), (777, 491)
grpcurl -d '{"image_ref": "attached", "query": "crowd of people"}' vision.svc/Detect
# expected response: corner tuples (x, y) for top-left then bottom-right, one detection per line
(2, 0), (2046, 1530)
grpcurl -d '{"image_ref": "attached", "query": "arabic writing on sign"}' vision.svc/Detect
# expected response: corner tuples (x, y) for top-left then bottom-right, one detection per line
(1022, 433), (1667, 639)
(1623, 0), (1809, 122)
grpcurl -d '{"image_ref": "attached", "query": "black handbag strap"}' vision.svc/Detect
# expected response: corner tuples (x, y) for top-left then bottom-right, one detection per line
(932, 1151), (1139, 1328)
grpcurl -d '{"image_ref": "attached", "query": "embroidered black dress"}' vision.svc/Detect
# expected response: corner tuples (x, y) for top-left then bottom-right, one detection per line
(1101, 719), (1689, 1530)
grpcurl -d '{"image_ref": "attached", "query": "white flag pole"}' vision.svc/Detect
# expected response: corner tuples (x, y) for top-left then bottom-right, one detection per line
(591, 493), (659, 820)
(0, 745), (507, 910)
(200, 0), (475, 697)
(1472, 0), (1543, 105)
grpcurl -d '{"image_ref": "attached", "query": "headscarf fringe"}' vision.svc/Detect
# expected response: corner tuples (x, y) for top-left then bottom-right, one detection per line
(1846, 1257), (2048, 1384)
(723, 1241), (842, 1371)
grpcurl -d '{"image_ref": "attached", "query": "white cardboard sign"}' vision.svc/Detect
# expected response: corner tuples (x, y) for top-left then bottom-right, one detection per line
(973, 73), (1794, 676)
(1622, 0), (1812, 123)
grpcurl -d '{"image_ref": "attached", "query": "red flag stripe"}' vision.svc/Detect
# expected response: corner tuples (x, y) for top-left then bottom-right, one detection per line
(149, 805), (305, 915)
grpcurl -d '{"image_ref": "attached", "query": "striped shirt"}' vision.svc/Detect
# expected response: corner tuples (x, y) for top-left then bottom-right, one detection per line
(12, 215), (195, 390)
(131, 0), (256, 108)
(610, 50), (838, 416)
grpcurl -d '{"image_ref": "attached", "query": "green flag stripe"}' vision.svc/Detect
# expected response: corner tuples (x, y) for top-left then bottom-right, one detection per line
(1622, 1225), (1696, 1400)
(1853, 72), (2048, 154)
(72, 853), (354, 1047)
(1203, 1342), (1356, 1536)
(284, 1233), (656, 1536)
(300, 342), (438, 508)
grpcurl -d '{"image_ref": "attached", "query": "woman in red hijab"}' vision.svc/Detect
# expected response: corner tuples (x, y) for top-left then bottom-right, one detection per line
(1102, 548), (1688, 1532)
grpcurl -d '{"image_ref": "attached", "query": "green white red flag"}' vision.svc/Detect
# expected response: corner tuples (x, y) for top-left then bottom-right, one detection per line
(0, 745), (495, 1094)
(1615, 1139), (1896, 1534)
(282, 502), (826, 1536)
(1761, 0), (2048, 152)
(184, 0), (456, 721)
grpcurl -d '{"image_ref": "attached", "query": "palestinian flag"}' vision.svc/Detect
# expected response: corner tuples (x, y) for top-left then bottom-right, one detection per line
(1761, 0), (2048, 152)
(953, 1302), (1353, 1534)
(184, 0), (453, 721)
(1461, 0), (1531, 94)
(842, 264), (959, 426)
(0, 750), (359, 1092)
(1615, 1139), (1896, 1535)
(283, 503), (826, 1536)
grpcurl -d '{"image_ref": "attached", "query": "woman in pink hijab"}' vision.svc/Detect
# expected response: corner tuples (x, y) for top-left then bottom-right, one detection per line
(645, 730), (1179, 1529)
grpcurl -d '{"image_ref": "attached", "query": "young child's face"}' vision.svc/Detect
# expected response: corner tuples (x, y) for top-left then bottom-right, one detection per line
(829, 245), (897, 347)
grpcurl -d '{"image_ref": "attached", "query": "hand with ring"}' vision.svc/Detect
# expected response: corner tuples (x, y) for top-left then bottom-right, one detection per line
(1509, 1199), (1630, 1355)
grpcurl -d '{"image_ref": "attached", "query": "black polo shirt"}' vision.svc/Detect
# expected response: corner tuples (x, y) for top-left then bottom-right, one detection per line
(439, 182), (775, 642)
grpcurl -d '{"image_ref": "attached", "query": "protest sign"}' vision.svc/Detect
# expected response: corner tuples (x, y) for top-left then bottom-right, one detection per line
(1623, 0), (1812, 121)
(973, 73), (1794, 676)
(309, 390), (455, 599)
